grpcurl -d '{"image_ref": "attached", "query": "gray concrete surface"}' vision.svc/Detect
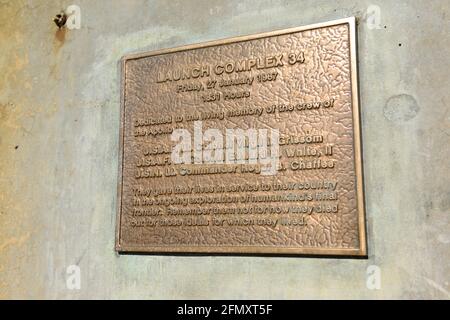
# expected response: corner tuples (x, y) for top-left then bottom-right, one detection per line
(0, 0), (449, 299)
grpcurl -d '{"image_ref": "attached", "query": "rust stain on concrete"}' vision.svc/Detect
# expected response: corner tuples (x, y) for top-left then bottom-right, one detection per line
(0, 233), (31, 253)
(55, 27), (66, 46)
(14, 53), (29, 71)
(0, 1), (34, 299)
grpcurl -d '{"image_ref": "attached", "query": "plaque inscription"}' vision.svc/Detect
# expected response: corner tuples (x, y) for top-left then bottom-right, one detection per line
(116, 17), (366, 256)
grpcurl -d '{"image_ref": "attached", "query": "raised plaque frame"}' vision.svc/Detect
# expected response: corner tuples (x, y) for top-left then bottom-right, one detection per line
(116, 17), (367, 256)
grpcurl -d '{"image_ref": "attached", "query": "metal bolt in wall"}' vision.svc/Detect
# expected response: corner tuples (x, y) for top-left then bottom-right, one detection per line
(53, 5), (81, 29)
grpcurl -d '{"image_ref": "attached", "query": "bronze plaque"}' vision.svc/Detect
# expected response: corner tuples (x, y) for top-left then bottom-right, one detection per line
(116, 17), (366, 256)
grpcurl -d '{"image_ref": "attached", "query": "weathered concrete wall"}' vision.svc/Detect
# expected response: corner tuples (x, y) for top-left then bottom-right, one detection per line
(0, 0), (448, 299)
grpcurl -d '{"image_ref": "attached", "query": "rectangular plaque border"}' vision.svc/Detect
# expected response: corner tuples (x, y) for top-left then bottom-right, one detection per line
(115, 17), (367, 257)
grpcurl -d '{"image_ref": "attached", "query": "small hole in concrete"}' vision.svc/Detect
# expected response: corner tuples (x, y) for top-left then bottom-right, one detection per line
(398, 43), (402, 47)
(14, 145), (19, 150)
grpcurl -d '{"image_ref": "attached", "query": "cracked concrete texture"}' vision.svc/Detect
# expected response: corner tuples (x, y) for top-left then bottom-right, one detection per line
(0, 0), (449, 299)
